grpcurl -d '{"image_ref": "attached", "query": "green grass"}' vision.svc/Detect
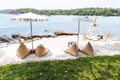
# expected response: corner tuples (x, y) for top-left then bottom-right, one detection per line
(0, 55), (120, 80)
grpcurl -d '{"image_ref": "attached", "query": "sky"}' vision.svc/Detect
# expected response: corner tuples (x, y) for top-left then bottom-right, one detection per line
(0, 0), (120, 10)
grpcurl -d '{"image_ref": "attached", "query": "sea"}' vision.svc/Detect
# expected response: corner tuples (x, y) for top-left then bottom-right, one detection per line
(0, 13), (120, 40)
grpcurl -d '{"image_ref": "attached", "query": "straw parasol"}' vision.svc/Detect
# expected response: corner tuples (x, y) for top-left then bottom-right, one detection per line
(11, 12), (48, 49)
(73, 17), (94, 46)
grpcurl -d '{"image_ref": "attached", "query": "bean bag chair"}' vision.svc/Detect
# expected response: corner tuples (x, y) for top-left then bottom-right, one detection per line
(80, 42), (94, 56)
(35, 44), (48, 57)
(16, 42), (30, 59)
(64, 43), (78, 57)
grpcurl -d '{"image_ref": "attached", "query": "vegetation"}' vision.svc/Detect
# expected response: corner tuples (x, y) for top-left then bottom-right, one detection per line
(9, 8), (120, 16)
(0, 55), (120, 80)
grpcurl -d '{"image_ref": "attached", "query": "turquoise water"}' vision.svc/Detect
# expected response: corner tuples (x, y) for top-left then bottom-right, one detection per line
(0, 14), (120, 39)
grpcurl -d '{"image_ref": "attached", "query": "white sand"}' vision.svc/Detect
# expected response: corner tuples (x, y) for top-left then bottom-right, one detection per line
(0, 35), (120, 66)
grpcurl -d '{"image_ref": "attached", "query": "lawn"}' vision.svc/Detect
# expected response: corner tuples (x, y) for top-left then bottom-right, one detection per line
(0, 55), (120, 80)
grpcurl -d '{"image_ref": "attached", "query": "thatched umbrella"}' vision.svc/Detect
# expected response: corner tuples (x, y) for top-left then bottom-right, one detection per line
(11, 12), (48, 49)
(73, 17), (94, 46)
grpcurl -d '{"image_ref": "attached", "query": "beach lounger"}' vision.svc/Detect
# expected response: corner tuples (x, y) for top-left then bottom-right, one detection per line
(16, 42), (31, 59)
(104, 31), (111, 41)
(35, 44), (48, 57)
(80, 42), (94, 56)
(83, 32), (89, 40)
(65, 43), (78, 56)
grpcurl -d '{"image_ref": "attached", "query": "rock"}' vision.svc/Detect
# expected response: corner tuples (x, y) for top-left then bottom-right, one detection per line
(0, 37), (9, 42)
(54, 30), (78, 36)
(30, 35), (52, 38)
(11, 34), (20, 38)
(11, 34), (52, 41)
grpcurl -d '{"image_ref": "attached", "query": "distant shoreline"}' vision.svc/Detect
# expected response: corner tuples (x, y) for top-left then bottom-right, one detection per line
(1, 8), (120, 16)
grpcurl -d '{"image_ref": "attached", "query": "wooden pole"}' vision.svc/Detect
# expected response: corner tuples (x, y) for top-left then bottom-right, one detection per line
(77, 21), (80, 47)
(30, 20), (33, 49)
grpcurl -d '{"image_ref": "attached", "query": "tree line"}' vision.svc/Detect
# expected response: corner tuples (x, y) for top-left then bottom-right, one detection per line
(9, 8), (120, 16)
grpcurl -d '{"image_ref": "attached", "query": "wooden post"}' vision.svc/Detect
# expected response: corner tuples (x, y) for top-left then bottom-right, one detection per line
(30, 20), (33, 49)
(77, 21), (80, 47)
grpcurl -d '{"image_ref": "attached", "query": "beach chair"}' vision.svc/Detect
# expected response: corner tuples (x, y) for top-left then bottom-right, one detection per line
(104, 31), (111, 41)
(16, 42), (31, 59)
(83, 32), (89, 40)
(83, 32), (96, 40)
(80, 42), (94, 56)
(35, 44), (48, 57)
(64, 43), (78, 57)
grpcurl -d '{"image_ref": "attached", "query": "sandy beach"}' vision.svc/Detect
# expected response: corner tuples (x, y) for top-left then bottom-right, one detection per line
(0, 35), (120, 66)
